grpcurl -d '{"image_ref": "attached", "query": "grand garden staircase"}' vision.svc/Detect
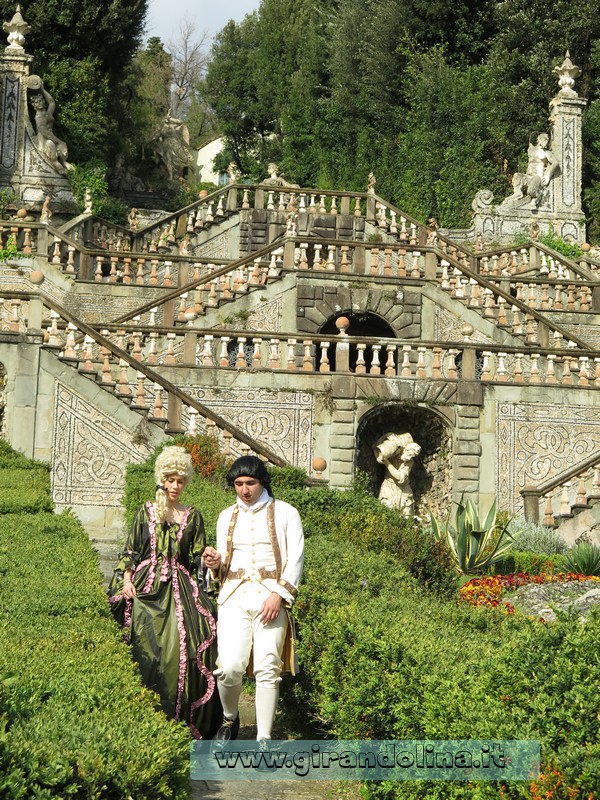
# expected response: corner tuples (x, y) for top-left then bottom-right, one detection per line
(4, 183), (600, 538)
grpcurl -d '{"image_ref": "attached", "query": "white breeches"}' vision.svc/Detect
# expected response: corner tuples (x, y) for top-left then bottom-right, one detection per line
(215, 581), (287, 689)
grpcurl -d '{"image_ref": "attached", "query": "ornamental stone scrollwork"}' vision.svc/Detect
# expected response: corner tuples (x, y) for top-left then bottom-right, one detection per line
(183, 386), (313, 469)
(496, 401), (600, 512)
(52, 382), (154, 507)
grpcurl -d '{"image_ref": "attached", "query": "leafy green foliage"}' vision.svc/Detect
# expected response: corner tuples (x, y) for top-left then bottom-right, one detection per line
(431, 497), (518, 574)
(0, 441), (189, 798)
(564, 541), (600, 575)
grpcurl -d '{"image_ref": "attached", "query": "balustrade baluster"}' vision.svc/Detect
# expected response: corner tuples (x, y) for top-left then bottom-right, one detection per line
(354, 197), (362, 217)
(398, 249), (407, 278)
(431, 347), (442, 379)
(447, 349), (458, 380)
(187, 407), (198, 435)
(578, 356), (590, 386)
(202, 335), (214, 366)
(303, 340), (313, 371)
(150, 384), (165, 419)
(545, 354), (557, 384)
(496, 353), (508, 382)
(326, 245), (336, 271)
(561, 354), (574, 385)
(94, 256), (103, 282)
(268, 339), (281, 369)
(236, 338), (248, 368)
(149, 260), (158, 286)
(355, 344), (367, 374)
(440, 260), (450, 289)
(319, 342), (330, 372)
(480, 352), (492, 381)
(390, 211), (397, 234)
(525, 352), (539, 384)
(222, 429), (232, 455)
(554, 284), (563, 309)
(400, 345), (412, 377)
(369, 344), (381, 375)
(242, 190), (250, 210)
(330, 196), (338, 215)
(410, 251), (421, 278)
(319, 195), (326, 213)
(416, 347), (427, 378)
(116, 361), (132, 396)
(559, 483), (572, 516)
(219, 337), (230, 367)
(313, 244), (323, 270)
(164, 332), (177, 365)
(252, 338), (262, 368)
(109, 256), (118, 284)
(340, 245), (349, 273)
(369, 248), (379, 276)
(512, 352), (523, 382)
(287, 339), (297, 371)
(543, 495), (555, 526)
(62, 323), (78, 359)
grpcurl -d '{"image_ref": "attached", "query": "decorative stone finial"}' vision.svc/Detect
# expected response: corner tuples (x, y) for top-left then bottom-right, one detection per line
(553, 51), (581, 98)
(3, 6), (31, 52)
(335, 316), (350, 335)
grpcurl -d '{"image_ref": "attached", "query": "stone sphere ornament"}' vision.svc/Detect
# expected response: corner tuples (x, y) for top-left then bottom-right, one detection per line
(312, 457), (327, 477)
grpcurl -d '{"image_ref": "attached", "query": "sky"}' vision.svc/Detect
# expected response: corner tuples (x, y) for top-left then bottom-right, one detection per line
(145, 0), (262, 46)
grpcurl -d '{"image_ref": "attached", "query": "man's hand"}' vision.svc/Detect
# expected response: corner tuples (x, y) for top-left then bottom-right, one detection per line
(203, 546), (221, 571)
(258, 592), (283, 624)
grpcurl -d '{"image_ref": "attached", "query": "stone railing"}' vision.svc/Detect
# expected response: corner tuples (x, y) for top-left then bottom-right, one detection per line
(59, 216), (134, 253)
(0, 288), (290, 468)
(522, 451), (600, 526)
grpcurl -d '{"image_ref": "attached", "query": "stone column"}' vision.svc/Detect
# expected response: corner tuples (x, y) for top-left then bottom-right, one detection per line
(548, 56), (587, 241)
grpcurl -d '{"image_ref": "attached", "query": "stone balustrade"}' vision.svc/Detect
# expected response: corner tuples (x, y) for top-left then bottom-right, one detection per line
(19, 303), (600, 387)
(522, 454), (600, 525)
(0, 221), (41, 254)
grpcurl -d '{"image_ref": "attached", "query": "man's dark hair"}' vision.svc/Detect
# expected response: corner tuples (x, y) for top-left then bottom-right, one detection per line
(227, 456), (272, 495)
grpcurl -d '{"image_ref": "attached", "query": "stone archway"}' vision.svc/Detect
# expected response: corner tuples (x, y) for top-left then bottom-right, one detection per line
(356, 402), (453, 519)
(318, 311), (396, 372)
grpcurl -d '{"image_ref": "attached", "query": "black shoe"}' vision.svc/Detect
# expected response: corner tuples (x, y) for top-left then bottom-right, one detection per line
(213, 714), (240, 742)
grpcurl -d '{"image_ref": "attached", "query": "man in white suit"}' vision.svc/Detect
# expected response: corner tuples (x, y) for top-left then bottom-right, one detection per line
(203, 456), (304, 742)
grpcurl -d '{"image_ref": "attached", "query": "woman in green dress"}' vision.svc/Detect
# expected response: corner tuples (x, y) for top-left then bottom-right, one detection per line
(108, 446), (221, 739)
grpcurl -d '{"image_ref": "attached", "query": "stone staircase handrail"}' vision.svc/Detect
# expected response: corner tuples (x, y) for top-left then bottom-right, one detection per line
(521, 450), (600, 523)
(17, 288), (290, 468)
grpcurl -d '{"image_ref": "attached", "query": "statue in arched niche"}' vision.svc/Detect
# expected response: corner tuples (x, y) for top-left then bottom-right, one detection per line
(27, 76), (71, 174)
(373, 432), (421, 516)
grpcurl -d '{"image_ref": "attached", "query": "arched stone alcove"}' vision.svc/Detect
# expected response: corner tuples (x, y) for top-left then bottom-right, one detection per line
(355, 402), (453, 519)
(319, 310), (395, 371)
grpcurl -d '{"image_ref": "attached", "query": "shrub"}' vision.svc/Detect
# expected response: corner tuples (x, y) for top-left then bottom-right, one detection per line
(493, 550), (569, 575)
(0, 510), (190, 798)
(564, 541), (600, 576)
(509, 519), (569, 555)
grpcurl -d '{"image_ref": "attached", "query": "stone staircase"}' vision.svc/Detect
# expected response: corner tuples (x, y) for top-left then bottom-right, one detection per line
(4, 183), (600, 542)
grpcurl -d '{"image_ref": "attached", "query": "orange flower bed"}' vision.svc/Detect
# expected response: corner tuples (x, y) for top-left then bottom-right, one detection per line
(459, 572), (600, 614)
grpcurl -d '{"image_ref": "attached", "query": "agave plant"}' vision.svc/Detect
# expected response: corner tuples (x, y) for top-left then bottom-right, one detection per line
(563, 542), (600, 576)
(431, 497), (518, 574)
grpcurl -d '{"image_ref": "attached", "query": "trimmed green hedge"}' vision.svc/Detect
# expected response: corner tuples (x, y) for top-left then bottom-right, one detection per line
(286, 534), (600, 800)
(0, 510), (190, 799)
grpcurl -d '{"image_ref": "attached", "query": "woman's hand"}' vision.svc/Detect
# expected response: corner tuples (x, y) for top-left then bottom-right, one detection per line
(203, 546), (221, 571)
(122, 579), (137, 600)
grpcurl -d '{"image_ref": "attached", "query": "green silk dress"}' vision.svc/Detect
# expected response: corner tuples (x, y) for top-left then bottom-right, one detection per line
(108, 502), (221, 739)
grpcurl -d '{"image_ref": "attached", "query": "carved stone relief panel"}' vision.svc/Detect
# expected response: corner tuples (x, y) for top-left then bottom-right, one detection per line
(183, 386), (313, 469)
(497, 401), (600, 513)
(195, 231), (230, 260)
(434, 306), (495, 344)
(52, 381), (153, 507)
(246, 297), (281, 332)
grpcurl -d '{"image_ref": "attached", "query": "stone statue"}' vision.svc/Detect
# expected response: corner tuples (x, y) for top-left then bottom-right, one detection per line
(373, 432), (421, 516)
(367, 172), (377, 194)
(503, 133), (558, 208)
(227, 162), (240, 184)
(152, 111), (191, 182)
(286, 212), (298, 235)
(27, 77), (71, 174)
(263, 163), (299, 189)
(128, 207), (139, 231)
(40, 195), (52, 224)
